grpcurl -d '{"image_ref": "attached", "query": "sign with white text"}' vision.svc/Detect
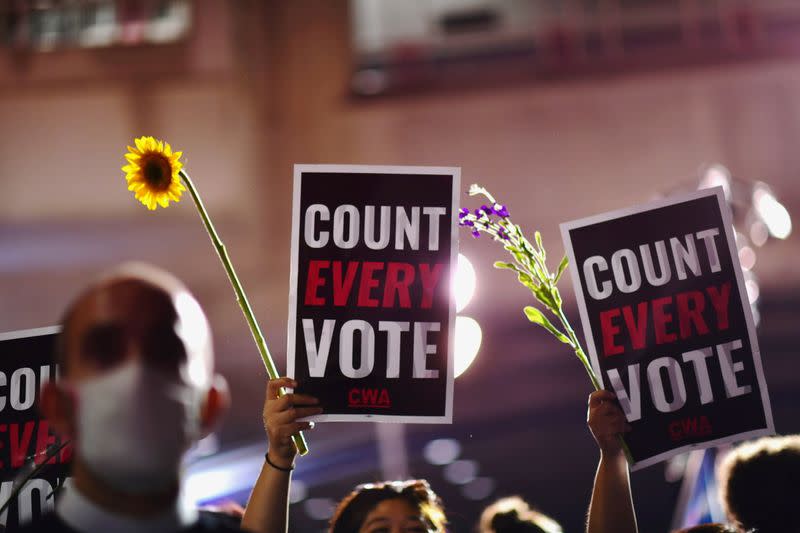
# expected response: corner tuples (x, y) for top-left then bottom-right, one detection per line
(0, 327), (71, 530)
(287, 165), (459, 423)
(561, 188), (773, 470)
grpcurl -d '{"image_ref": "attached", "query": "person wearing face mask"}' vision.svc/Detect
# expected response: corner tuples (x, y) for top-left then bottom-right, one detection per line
(19, 262), (241, 533)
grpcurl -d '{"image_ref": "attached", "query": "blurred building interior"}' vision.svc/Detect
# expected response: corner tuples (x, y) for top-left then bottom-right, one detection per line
(1, 0), (798, 531)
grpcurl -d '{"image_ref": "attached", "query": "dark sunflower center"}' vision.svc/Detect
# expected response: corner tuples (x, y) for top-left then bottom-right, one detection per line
(141, 154), (172, 191)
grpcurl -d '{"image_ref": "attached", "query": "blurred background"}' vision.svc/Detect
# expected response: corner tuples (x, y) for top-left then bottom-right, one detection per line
(1, 0), (799, 531)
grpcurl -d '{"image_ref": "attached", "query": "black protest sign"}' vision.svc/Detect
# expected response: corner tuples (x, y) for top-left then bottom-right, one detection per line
(0, 327), (71, 529)
(561, 188), (773, 470)
(287, 165), (459, 422)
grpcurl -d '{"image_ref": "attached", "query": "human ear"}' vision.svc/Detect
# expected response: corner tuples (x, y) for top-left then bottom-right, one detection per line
(199, 374), (230, 437)
(39, 381), (76, 439)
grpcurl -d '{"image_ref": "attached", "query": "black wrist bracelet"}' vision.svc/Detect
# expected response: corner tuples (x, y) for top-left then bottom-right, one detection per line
(265, 452), (294, 473)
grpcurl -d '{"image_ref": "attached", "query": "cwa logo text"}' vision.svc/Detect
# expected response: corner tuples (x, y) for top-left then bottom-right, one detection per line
(348, 388), (391, 409)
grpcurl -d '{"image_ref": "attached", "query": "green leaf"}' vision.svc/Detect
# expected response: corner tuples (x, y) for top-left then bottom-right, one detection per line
(494, 261), (517, 271)
(517, 271), (537, 291)
(552, 286), (563, 308)
(535, 230), (544, 254)
(554, 254), (569, 283)
(532, 285), (556, 310)
(524, 306), (571, 344)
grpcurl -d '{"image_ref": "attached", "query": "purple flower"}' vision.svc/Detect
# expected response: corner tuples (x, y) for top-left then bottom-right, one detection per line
(492, 203), (509, 217)
(458, 207), (469, 219)
(471, 229), (481, 238)
(480, 205), (493, 216)
(498, 227), (510, 240)
(461, 219), (474, 227)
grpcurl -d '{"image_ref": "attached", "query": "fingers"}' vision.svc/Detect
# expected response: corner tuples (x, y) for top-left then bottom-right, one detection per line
(275, 421), (315, 441)
(588, 389), (617, 407)
(271, 393), (320, 412)
(266, 377), (297, 400)
(271, 406), (324, 426)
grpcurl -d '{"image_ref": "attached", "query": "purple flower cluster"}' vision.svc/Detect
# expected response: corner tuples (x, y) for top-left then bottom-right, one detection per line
(458, 208), (480, 237)
(458, 203), (511, 240)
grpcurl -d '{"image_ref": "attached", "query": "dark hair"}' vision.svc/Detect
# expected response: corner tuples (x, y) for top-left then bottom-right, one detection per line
(673, 524), (738, 533)
(718, 435), (800, 533)
(478, 496), (562, 533)
(329, 479), (446, 533)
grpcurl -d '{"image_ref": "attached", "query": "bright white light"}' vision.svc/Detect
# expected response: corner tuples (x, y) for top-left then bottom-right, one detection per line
(751, 306), (761, 327)
(454, 254), (477, 313)
(745, 279), (760, 304)
(444, 459), (478, 485)
(753, 186), (792, 239)
(738, 246), (756, 271)
(454, 316), (481, 378)
(749, 220), (769, 247)
(699, 165), (732, 201)
(174, 291), (211, 387)
(424, 438), (461, 466)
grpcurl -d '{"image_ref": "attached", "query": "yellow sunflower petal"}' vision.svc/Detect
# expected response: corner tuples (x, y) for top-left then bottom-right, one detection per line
(123, 136), (186, 210)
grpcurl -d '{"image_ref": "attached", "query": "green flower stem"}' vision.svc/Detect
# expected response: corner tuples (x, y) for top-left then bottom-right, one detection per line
(554, 277), (633, 463)
(464, 188), (633, 464)
(180, 169), (308, 456)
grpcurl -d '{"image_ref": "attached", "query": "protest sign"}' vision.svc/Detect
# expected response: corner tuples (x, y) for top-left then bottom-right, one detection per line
(561, 187), (773, 470)
(0, 327), (71, 529)
(287, 165), (459, 423)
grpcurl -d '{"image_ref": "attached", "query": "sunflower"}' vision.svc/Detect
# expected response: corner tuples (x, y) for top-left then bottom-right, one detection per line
(122, 136), (185, 210)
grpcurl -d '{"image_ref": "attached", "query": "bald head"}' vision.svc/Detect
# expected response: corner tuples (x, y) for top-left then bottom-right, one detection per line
(59, 263), (213, 388)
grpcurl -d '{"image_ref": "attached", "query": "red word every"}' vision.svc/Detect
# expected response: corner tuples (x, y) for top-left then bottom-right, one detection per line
(305, 260), (444, 309)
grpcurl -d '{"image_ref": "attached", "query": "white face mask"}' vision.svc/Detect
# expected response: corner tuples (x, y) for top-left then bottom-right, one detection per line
(71, 361), (203, 493)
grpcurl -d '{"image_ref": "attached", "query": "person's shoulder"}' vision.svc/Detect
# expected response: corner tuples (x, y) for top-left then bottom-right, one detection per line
(185, 510), (246, 532)
(14, 513), (78, 533)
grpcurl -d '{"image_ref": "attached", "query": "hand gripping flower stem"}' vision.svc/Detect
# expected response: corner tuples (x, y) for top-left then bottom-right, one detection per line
(123, 137), (308, 455)
(461, 184), (631, 463)
(180, 169), (309, 456)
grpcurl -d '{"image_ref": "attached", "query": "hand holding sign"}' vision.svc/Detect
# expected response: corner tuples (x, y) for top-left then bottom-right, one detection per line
(262, 378), (321, 469)
(562, 188), (774, 469)
(588, 390), (632, 459)
(287, 165), (459, 423)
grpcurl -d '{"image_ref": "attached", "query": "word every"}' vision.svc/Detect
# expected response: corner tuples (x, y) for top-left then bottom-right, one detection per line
(600, 282), (731, 356)
(305, 204), (447, 251)
(302, 319), (441, 379)
(607, 339), (752, 421)
(305, 261), (444, 308)
(584, 228), (722, 300)
(0, 420), (71, 469)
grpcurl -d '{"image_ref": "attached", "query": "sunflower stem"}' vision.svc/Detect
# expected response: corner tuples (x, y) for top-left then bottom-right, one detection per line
(179, 169), (309, 456)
